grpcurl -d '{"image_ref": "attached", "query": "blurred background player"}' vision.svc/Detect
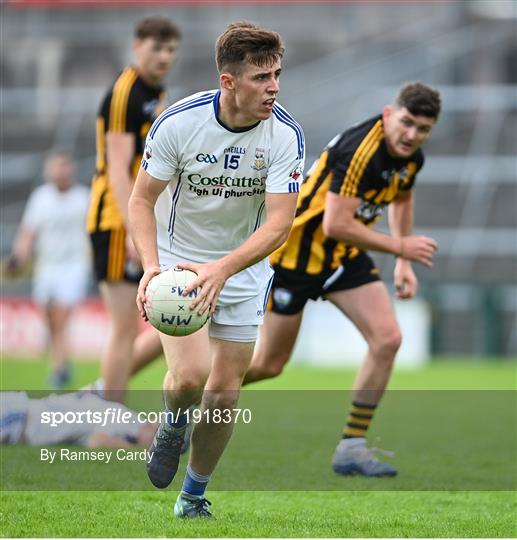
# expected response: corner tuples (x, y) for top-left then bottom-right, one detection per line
(0, 390), (156, 449)
(86, 16), (181, 402)
(244, 82), (441, 477)
(7, 150), (90, 389)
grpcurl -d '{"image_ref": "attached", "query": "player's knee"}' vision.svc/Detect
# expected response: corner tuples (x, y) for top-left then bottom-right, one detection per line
(111, 319), (139, 340)
(204, 389), (240, 411)
(261, 359), (285, 379)
(371, 327), (402, 359)
(383, 328), (402, 356)
(252, 350), (289, 380)
(171, 374), (206, 394)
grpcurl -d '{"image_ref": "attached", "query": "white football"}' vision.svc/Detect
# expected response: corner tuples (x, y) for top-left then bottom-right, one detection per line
(144, 268), (208, 336)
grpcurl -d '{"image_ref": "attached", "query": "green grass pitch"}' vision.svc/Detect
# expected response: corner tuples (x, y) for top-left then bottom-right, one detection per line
(1, 357), (516, 537)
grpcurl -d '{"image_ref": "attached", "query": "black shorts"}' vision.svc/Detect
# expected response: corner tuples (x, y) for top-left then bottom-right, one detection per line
(270, 251), (380, 315)
(90, 230), (142, 284)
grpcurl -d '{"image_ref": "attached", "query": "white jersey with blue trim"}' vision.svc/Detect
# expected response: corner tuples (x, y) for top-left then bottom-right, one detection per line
(143, 90), (305, 304)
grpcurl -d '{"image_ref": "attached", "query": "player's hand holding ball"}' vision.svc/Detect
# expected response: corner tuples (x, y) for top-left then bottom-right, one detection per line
(143, 267), (209, 336)
(136, 265), (161, 320)
(176, 259), (231, 318)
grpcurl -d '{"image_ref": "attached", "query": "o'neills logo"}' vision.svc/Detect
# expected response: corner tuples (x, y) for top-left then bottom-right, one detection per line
(188, 174), (265, 188)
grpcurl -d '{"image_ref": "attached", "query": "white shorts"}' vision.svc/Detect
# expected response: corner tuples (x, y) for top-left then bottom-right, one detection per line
(208, 285), (271, 342)
(33, 265), (90, 307)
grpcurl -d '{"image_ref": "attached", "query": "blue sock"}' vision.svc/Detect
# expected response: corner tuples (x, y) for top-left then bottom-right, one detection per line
(166, 409), (187, 428)
(181, 464), (211, 497)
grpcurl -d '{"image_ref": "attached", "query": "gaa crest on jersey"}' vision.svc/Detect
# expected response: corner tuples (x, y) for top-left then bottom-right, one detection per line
(251, 147), (266, 171)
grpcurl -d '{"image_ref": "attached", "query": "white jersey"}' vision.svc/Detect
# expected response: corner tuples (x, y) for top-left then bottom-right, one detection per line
(21, 183), (91, 277)
(143, 90), (305, 303)
(0, 391), (140, 446)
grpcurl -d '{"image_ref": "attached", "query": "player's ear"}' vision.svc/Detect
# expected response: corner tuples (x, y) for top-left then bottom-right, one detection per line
(382, 105), (392, 123)
(133, 37), (147, 64)
(220, 72), (235, 91)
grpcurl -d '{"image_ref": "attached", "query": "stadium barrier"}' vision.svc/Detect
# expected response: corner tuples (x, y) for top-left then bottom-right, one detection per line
(0, 296), (430, 366)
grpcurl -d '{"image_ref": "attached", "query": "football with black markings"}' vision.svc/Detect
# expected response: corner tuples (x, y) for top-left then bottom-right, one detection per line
(144, 267), (208, 336)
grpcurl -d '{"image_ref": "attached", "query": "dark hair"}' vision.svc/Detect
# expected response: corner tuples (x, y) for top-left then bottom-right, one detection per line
(215, 21), (284, 74)
(135, 16), (181, 42)
(395, 82), (441, 119)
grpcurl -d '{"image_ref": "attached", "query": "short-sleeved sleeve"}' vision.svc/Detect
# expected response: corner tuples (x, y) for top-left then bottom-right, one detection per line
(107, 71), (141, 134)
(329, 135), (378, 198)
(266, 130), (305, 195)
(20, 187), (44, 231)
(399, 154), (424, 193)
(141, 116), (179, 182)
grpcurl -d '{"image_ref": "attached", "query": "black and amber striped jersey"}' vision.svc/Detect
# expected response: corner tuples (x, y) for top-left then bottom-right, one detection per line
(87, 66), (166, 233)
(271, 115), (424, 275)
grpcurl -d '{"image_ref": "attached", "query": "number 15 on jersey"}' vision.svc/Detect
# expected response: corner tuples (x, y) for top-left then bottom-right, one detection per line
(224, 154), (241, 170)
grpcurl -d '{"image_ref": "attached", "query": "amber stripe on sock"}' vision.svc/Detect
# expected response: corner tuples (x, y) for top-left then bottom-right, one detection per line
(342, 400), (377, 439)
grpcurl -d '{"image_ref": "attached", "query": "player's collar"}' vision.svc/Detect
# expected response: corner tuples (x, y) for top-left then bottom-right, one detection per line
(212, 90), (261, 133)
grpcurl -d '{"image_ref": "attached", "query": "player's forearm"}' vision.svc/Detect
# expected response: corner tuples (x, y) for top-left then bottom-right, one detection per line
(218, 219), (291, 278)
(389, 195), (414, 239)
(11, 227), (34, 266)
(325, 218), (402, 256)
(128, 195), (160, 271)
(108, 170), (134, 226)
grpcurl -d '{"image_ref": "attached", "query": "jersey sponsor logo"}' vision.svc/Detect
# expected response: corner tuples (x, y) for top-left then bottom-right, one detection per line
(251, 147), (266, 171)
(196, 153), (218, 164)
(187, 173), (264, 189)
(187, 173), (266, 199)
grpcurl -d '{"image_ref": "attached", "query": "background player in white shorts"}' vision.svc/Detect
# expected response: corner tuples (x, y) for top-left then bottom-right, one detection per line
(0, 391), (156, 449)
(7, 150), (91, 388)
(128, 22), (305, 518)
